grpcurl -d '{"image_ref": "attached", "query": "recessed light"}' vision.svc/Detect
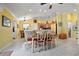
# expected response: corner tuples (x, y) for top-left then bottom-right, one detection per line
(29, 9), (32, 12)
(44, 10), (47, 13)
(74, 9), (77, 12)
(49, 3), (52, 5)
(39, 9), (42, 12)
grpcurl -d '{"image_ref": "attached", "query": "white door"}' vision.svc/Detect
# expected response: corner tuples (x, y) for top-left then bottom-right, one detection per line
(68, 22), (73, 38)
(12, 19), (17, 39)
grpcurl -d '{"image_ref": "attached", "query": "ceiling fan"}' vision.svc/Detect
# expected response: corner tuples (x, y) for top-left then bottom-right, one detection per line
(40, 3), (63, 9)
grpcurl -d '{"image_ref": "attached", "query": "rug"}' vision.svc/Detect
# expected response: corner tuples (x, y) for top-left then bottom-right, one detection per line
(0, 50), (13, 56)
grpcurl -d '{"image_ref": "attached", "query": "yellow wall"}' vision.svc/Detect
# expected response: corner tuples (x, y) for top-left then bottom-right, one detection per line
(17, 18), (55, 38)
(56, 12), (77, 38)
(16, 20), (20, 39)
(18, 12), (77, 39)
(0, 9), (14, 48)
(67, 13), (77, 23)
(67, 13), (77, 38)
(18, 19), (56, 30)
(19, 18), (48, 30)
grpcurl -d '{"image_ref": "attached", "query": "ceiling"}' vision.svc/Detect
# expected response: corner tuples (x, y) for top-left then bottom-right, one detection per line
(0, 3), (78, 20)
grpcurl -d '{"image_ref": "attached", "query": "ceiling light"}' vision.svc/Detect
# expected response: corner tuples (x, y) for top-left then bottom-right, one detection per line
(49, 3), (52, 5)
(44, 10), (47, 13)
(29, 9), (32, 12)
(74, 9), (77, 12)
(39, 9), (42, 12)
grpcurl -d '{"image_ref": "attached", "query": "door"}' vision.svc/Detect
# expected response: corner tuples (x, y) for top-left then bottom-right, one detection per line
(12, 20), (17, 39)
(68, 22), (72, 38)
(68, 28), (71, 38)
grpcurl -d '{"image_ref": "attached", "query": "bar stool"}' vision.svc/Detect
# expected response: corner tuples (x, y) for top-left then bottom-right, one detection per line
(31, 31), (38, 53)
(32, 36), (38, 53)
(51, 35), (56, 48)
(37, 32), (45, 52)
(45, 33), (52, 49)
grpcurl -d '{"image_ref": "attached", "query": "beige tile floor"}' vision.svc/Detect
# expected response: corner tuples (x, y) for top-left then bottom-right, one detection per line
(3, 38), (79, 56)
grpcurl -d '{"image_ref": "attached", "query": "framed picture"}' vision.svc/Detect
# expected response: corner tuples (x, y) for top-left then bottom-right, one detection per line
(2, 16), (11, 27)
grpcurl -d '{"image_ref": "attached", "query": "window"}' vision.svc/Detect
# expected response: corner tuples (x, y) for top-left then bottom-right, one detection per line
(23, 24), (29, 30)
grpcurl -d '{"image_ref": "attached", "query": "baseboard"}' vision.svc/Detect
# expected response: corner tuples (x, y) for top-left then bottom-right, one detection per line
(0, 41), (13, 52)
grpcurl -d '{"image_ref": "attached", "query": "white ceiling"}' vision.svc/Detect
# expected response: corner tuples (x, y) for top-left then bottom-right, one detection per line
(0, 3), (78, 20)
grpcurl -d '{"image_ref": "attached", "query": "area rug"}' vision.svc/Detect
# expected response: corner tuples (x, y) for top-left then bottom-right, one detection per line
(0, 50), (13, 56)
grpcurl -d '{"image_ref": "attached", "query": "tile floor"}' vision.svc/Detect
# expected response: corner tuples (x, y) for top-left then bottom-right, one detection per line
(3, 38), (79, 56)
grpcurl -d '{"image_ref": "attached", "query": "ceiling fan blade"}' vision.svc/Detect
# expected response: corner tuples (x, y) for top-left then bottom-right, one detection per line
(59, 3), (63, 4)
(49, 5), (52, 9)
(40, 3), (47, 5)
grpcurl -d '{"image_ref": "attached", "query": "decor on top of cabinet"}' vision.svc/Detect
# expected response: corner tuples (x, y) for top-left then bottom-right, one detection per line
(39, 23), (51, 29)
(38, 21), (57, 30)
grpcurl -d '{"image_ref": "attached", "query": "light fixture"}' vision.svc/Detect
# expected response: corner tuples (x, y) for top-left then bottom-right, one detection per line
(74, 9), (77, 12)
(44, 10), (47, 13)
(49, 3), (52, 5)
(39, 9), (42, 12)
(29, 9), (32, 12)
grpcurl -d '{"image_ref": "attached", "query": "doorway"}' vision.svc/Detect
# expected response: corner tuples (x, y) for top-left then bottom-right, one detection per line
(12, 20), (17, 39)
(68, 22), (72, 38)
